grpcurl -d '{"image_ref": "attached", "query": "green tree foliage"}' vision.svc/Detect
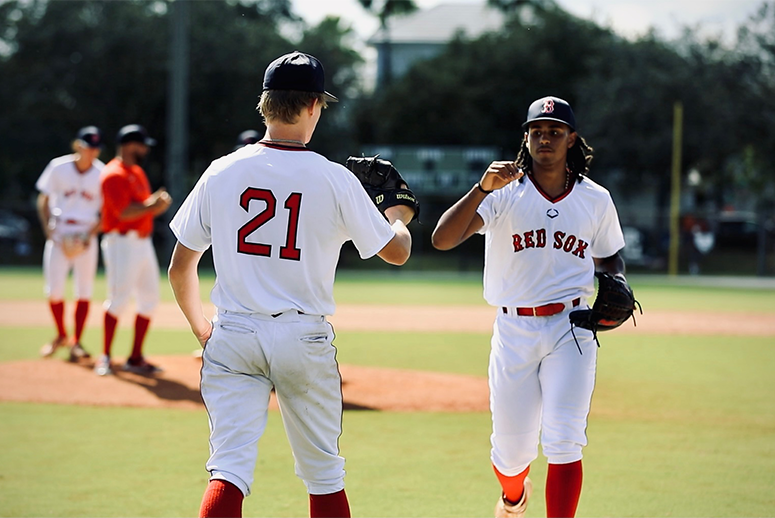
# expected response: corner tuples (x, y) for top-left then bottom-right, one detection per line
(355, 4), (616, 156)
(0, 0), (168, 199)
(295, 16), (364, 163)
(357, 0), (417, 28)
(354, 0), (775, 202)
(0, 0), (363, 205)
(723, 2), (775, 207)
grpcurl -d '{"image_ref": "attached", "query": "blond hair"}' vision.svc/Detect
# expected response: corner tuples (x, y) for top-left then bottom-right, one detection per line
(257, 90), (328, 125)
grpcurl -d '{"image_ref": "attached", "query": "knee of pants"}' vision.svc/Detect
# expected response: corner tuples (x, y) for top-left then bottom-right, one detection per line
(294, 455), (346, 495)
(490, 431), (539, 475)
(104, 297), (130, 317)
(299, 470), (346, 495)
(135, 296), (159, 316)
(210, 470), (250, 497)
(542, 439), (585, 465)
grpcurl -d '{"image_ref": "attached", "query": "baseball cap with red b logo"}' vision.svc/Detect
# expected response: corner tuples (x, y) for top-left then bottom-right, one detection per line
(522, 96), (576, 131)
(76, 126), (103, 148)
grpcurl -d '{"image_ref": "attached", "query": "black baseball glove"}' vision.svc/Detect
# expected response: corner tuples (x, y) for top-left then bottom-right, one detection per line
(569, 272), (639, 332)
(345, 155), (420, 223)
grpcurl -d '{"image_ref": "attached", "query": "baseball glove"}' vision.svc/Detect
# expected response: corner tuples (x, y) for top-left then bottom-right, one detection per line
(569, 272), (639, 332)
(345, 155), (420, 222)
(60, 232), (89, 259)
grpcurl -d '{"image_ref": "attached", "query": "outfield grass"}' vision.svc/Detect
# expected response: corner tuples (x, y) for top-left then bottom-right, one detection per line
(3, 266), (775, 311)
(1, 268), (774, 517)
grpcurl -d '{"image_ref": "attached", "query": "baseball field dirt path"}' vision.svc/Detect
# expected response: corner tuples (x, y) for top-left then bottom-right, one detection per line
(1, 300), (773, 412)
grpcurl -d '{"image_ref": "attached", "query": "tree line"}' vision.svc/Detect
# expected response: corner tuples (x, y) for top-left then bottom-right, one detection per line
(1, 0), (773, 264)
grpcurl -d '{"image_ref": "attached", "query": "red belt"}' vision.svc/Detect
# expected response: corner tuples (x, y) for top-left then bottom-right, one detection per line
(502, 298), (580, 317)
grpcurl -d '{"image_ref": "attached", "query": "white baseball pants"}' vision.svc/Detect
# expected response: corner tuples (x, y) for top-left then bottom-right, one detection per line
(489, 308), (598, 475)
(201, 309), (345, 497)
(100, 232), (160, 316)
(43, 236), (98, 300)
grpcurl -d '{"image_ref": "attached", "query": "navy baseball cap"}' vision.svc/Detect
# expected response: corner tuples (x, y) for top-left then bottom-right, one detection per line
(263, 51), (338, 102)
(117, 124), (157, 146)
(76, 126), (103, 148)
(523, 96), (576, 131)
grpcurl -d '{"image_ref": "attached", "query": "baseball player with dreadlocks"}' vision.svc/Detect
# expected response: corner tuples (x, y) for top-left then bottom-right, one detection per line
(432, 96), (628, 518)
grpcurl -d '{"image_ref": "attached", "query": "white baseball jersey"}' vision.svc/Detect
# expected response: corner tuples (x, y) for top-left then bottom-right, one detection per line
(36, 154), (104, 237)
(476, 174), (625, 307)
(170, 143), (396, 316)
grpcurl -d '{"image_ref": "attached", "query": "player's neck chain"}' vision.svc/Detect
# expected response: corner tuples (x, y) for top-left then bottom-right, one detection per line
(527, 168), (571, 190)
(261, 138), (306, 147)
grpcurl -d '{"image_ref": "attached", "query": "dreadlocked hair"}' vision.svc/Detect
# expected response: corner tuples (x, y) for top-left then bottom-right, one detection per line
(515, 134), (595, 182)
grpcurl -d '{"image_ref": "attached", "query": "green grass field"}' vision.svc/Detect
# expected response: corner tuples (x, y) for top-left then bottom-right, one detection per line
(1, 267), (774, 517)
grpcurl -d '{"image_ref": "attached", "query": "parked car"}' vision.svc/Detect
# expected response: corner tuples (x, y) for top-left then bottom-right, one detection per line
(621, 226), (661, 269)
(0, 209), (33, 257)
(714, 211), (762, 249)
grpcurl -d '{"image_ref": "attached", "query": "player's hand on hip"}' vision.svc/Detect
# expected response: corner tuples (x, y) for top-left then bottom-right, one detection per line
(479, 161), (523, 192)
(195, 319), (213, 348)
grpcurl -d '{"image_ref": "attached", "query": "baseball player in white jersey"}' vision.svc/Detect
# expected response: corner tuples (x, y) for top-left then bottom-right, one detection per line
(432, 96), (626, 518)
(168, 51), (414, 518)
(36, 126), (104, 361)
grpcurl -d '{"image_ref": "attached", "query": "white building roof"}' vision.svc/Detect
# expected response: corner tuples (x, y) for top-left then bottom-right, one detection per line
(368, 2), (505, 44)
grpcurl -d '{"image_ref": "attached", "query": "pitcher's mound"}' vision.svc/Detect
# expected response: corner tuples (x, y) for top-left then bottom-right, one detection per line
(0, 356), (489, 412)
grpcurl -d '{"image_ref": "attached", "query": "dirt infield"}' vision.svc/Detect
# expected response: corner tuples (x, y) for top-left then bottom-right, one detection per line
(0, 355), (490, 412)
(1, 300), (773, 412)
(2, 300), (775, 336)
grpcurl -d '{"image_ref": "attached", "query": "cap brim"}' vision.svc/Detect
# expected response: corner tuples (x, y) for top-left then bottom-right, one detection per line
(144, 137), (157, 146)
(77, 139), (102, 149)
(323, 91), (339, 103)
(522, 117), (575, 131)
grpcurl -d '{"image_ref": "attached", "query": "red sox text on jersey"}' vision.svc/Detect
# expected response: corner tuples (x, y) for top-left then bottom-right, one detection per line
(512, 228), (588, 259)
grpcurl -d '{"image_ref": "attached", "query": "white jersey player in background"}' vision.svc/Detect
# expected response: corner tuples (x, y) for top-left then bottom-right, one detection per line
(168, 51), (414, 518)
(36, 126), (104, 361)
(432, 97), (627, 518)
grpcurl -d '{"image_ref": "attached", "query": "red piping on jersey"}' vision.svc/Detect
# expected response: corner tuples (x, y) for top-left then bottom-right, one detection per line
(526, 172), (574, 203)
(258, 141), (311, 151)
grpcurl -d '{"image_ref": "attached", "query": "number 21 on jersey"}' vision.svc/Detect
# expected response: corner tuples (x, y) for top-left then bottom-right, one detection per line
(237, 187), (302, 261)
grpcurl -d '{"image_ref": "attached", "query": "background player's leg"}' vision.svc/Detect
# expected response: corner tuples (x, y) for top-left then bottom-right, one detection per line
(41, 240), (70, 356)
(48, 301), (67, 342)
(70, 235), (98, 358)
(73, 300), (89, 345)
(128, 315), (150, 361)
(127, 238), (161, 371)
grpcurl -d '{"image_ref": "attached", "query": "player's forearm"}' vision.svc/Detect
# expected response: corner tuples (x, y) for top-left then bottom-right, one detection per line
(119, 202), (155, 221)
(170, 272), (211, 344)
(594, 252), (626, 277)
(36, 194), (51, 238)
(386, 222), (412, 265)
(168, 245), (211, 345)
(431, 185), (486, 250)
(87, 220), (101, 238)
(119, 191), (172, 221)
